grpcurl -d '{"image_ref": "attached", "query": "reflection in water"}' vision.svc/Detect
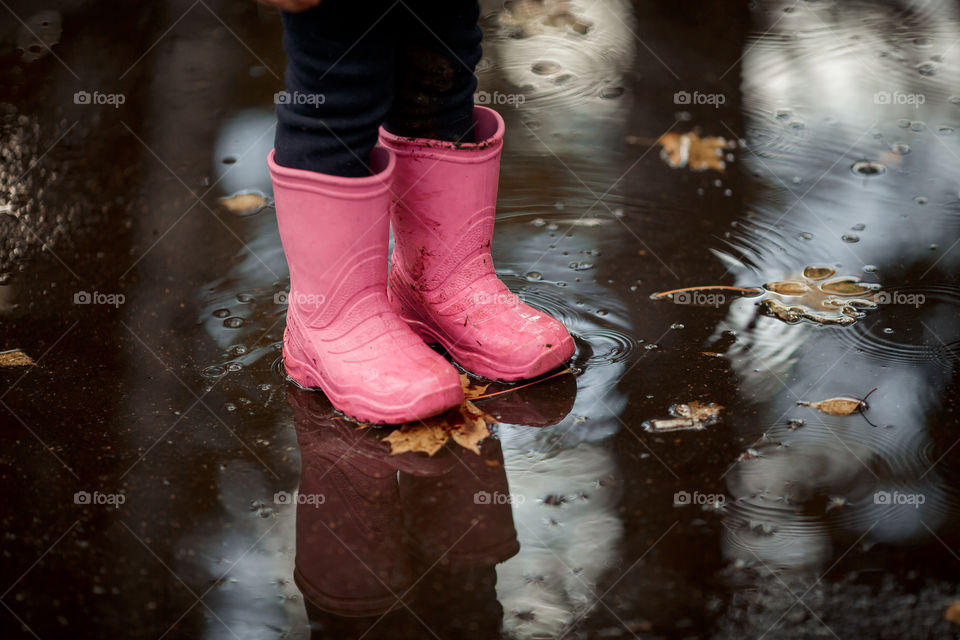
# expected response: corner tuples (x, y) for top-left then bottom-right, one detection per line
(719, 0), (960, 582)
(287, 385), (519, 636)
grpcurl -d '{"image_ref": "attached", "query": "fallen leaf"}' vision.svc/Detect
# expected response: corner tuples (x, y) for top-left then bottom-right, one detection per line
(450, 401), (494, 455)
(460, 373), (490, 400)
(642, 400), (724, 432)
(220, 192), (268, 215)
(798, 397), (864, 416)
(657, 132), (733, 172)
(382, 421), (451, 456)
(802, 266), (836, 280)
(0, 349), (35, 367)
(381, 376), (497, 456)
(946, 601), (960, 624)
(765, 281), (809, 295)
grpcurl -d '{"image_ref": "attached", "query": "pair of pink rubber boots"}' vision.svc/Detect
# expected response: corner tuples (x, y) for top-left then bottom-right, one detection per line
(268, 106), (575, 424)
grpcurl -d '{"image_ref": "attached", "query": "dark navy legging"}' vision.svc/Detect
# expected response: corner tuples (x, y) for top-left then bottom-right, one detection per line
(274, 0), (482, 177)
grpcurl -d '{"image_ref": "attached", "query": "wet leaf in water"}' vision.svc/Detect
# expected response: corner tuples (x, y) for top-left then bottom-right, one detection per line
(945, 601), (960, 624)
(820, 277), (874, 296)
(657, 132), (732, 172)
(381, 375), (498, 456)
(0, 349), (35, 367)
(760, 299), (857, 326)
(803, 266), (836, 280)
(797, 396), (864, 415)
(642, 400), (723, 432)
(220, 192), (268, 215)
(765, 280), (809, 295)
(460, 373), (490, 400)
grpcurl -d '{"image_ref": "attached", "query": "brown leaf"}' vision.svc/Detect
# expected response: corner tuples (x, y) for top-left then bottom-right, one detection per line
(946, 601), (960, 624)
(0, 349), (35, 367)
(765, 280), (809, 295)
(220, 192), (268, 214)
(382, 421), (451, 457)
(450, 400), (495, 455)
(643, 400), (723, 432)
(460, 373), (490, 400)
(802, 266), (836, 280)
(798, 397), (864, 416)
(381, 375), (495, 456)
(658, 132), (732, 172)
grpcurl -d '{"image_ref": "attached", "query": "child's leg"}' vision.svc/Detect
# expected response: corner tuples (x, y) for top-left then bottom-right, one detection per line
(274, 1), (399, 177)
(379, 2), (577, 382)
(385, 1), (482, 143)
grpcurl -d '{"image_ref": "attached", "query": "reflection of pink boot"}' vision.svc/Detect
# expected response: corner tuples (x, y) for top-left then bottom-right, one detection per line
(268, 148), (462, 424)
(379, 107), (576, 381)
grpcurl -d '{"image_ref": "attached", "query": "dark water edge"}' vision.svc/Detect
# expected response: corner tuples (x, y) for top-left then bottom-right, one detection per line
(1, 1), (959, 639)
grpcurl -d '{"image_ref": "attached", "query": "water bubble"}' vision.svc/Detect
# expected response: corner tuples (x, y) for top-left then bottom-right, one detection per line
(224, 402), (237, 412)
(938, 126), (955, 136)
(525, 271), (542, 281)
(798, 231), (814, 240)
(917, 62), (937, 76)
(237, 293), (254, 303)
(229, 344), (247, 356)
(910, 121), (925, 132)
(851, 223), (865, 231)
(225, 362), (243, 373)
(531, 61), (561, 75)
(863, 264), (878, 273)
(787, 418), (805, 430)
(851, 160), (886, 176)
(775, 109), (793, 119)
(596, 309), (608, 317)
(890, 141), (910, 154)
(222, 156), (237, 165)
(897, 118), (911, 128)
(643, 343), (659, 350)
(882, 327), (895, 334)
(530, 218), (547, 227)
(599, 86), (624, 99)
(913, 37), (932, 49)
(930, 243), (938, 250)
(841, 234), (860, 243)
(258, 383), (272, 393)
(568, 261), (593, 271)
(670, 322), (684, 330)
(202, 365), (226, 378)
(914, 196), (928, 205)
(223, 316), (245, 328)
(213, 308), (230, 318)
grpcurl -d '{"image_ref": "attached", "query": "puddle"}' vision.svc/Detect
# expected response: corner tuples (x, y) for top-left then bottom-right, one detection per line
(1, 0), (959, 638)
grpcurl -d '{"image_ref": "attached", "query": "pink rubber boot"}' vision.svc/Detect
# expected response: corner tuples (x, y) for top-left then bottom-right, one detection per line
(268, 147), (463, 424)
(379, 106), (576, 381)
